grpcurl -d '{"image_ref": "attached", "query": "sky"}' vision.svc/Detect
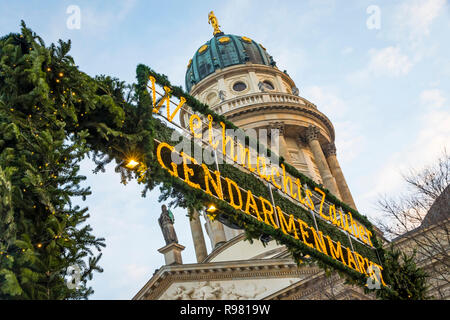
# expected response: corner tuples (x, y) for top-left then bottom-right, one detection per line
(1, 0), (449, 299)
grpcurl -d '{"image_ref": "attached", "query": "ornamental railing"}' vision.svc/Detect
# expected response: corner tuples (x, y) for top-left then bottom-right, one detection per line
(212, 92), (318, 115)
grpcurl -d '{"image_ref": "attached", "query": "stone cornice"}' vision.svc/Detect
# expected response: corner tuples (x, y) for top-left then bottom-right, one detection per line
(223, 104), (335, 142)
(133, 258), (321, 300)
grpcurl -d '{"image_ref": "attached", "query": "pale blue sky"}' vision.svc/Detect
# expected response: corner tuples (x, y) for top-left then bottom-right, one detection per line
(1, 0), (449, 299)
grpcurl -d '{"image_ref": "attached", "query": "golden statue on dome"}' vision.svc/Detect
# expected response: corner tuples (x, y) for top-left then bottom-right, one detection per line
(208, 11), (222, 35)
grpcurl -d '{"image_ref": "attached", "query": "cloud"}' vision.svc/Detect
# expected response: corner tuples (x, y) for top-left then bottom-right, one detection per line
(367, 46), (413, 77)
(341, 47), (354, 55)
(420, 89), (446, 108)
(333, 121), (365, 165)
(360, 88), (450, 220)
(303, 85), (347, 117)
(124, 264), (152, 283)
(394, 0), (447, 44)
(302, 86), (365, 164)
(347, 46), (413, 83)
(79, 0), (138, 36)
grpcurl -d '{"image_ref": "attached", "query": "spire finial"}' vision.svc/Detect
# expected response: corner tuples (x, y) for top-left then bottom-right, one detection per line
(208, 11), (222, 36)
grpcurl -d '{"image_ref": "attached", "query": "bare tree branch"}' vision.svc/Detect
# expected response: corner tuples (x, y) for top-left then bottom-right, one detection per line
(376, 149), (450, 299)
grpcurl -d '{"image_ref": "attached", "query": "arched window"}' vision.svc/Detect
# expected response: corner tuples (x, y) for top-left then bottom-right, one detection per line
(262, 80), (275, 90)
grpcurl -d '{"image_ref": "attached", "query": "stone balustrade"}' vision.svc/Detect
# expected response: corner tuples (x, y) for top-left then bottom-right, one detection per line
(212, 92), (317, 115)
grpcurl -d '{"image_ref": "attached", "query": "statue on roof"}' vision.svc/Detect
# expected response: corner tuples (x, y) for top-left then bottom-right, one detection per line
(208, 11), (222, 35)
(158, 204), (178, 245)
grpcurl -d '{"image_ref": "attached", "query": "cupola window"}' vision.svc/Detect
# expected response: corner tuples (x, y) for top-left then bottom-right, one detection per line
(262, 80), (275, 90)
(232, 81), (247, 92)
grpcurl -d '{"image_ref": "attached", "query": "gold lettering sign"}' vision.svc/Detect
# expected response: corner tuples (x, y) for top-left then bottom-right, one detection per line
(147, 75), (375, 249)
(155, 139), (385, 284)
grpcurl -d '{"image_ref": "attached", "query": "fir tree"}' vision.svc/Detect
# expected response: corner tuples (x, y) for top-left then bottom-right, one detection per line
(0, 22), (147, 299)
(377, 247), (429, 300)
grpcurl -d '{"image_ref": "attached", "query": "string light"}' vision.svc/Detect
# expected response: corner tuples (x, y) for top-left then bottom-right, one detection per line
(125, 159), (139, 169)
(1, 230), (69, 258)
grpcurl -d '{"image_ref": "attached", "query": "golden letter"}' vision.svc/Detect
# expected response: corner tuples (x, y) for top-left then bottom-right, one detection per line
(237, 142), (255, 172)
(207, 114), (219, 150)
(295, 178), (305, 204)
(281, 164), (297, 199)
(347, 212), (361, 240)
(354, 252), (368, 275)
(310, 228), (328, 255)
(346, 248), (359, 272)
(305, 189), (315, 211)
(257, 156), (269, 181)
(366, 229), (374, 247)
(181, 152), (200, 189)
(153, 86), (171, 115)
(259, 196), (278, 228)
(298, 218), (314, 248)
(189, 114), (202, 138)
(226, 177), (243, 210)
(270, 167), (282, 189)
(359, 225), (368, 245)
(201, 164), (223, 200)
(326, 236), (346, 265)
(315, 187), (328, 221)
(156, 142), (178, 178)
(244, 190), (261, 220)
(276, 207), (299, 239)
(167, 96), (185, 122)
(221, 122), (236, 161)
(149, 76), (156, 108)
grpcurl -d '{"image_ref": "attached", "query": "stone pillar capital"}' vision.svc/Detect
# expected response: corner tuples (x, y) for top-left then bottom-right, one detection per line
(296, 135), (307, 146)
(268, 121), (285, 136)
(305, 125), (320, 143)
(323, 142), (337, 158)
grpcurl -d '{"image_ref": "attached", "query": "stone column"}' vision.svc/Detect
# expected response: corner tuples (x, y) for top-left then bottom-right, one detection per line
(275, 74), (284, 92)
(323, 143), (357, 210)
(305, 125), (341, 199)
(208, 215), (227, 248)
(188, 207), (208, 263)
(248, 71), (259, 93)
(269, 122), (291, 162)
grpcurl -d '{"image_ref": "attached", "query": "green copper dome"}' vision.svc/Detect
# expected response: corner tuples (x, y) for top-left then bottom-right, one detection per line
(185, 34), (276, 92)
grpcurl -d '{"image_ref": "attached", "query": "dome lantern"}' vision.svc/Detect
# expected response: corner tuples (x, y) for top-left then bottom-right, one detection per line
(185, 12), (276, 92)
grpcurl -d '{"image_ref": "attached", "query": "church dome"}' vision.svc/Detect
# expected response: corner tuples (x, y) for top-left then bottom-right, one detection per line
(185, 33), (276, 92)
